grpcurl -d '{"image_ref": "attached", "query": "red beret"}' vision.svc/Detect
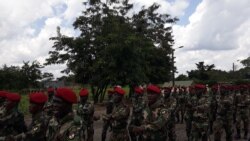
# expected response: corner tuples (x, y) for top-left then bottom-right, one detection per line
(147, 84), (161, 94)
(29, 92), (48, 104)
(47, 88), (55, 93)
(134, 87), (144, 95)
(6, 93), (21, 102)
(79, 88), (89, 97)
(114, 87), (126, 95)
(55, 88), (77, 104)
(0, 91), (8, 98)
(194, 84), (206, 89)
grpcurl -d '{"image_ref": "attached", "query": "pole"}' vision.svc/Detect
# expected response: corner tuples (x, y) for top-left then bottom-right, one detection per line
(172, 49), (175, 87)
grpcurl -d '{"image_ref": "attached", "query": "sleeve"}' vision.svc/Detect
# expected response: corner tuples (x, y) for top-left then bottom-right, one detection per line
(143, 108), (170, 132)
(112, 106), (130, 120)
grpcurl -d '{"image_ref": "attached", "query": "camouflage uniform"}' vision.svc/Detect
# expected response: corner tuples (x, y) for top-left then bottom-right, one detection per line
(46, 113), (83, 141)
(129, 94), (145, 141)
(0, 108), (27, 136)
(163, 93), (177, 141)
(77, 101), (94, 141)
(208, 89), (217, 134)
(139, 99), (170, 141)
(235, 90), (250, 139)
(10, 111), (48, 141)
(105, 102), (130, 141)
(176, 88), (187, 124)
(213, 92), (233, 141)
(185, 90), (197, 141)
(101, 93), (113, 141)
(191, 94), (210, 141)
(44, 96), (53, 119)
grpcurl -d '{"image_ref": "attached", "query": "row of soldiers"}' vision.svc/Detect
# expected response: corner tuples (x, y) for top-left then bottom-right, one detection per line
(0, 83), (250, 141)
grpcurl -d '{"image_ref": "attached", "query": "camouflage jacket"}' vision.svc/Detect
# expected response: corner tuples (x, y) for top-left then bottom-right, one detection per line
(164, 96), (177, 116)
(43, 99), (53, 119)
(0, 109), (27, 136)
(76, 102), (94, 126)
(192, 95), (210, 123)
(12, 112), (48, 141)
(140, 99), (170, 141)
(108, 102), (130, 132)
(235, 93), (250, 112)
(131, 97), (145, 123)
(216, 95), (233, 120)
(46, 113), (83, 141)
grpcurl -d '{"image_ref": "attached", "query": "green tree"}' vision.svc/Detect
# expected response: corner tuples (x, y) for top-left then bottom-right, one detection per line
(187, 62), (215, 81)
(45, 1), (177, 102)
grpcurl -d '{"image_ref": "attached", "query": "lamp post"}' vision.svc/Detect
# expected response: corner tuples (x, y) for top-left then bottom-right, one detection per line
(171, 46), (184, 87)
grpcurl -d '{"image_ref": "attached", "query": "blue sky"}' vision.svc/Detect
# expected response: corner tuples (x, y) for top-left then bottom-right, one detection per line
(0, 0), (249, 78)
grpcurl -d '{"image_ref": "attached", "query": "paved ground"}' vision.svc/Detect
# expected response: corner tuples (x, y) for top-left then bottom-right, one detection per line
(25, 105), (248, 141)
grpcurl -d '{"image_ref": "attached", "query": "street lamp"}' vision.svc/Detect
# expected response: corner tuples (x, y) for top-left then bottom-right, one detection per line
(171, 46), (184, 87)
(232, 59), (240, 72)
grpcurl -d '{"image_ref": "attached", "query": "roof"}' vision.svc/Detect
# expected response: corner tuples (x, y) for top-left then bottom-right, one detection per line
(163, 80), (194, 87)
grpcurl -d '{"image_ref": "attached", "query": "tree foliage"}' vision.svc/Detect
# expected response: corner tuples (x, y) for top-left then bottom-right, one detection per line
(45, 1), (177, 102)
(0, 61), (53, 90)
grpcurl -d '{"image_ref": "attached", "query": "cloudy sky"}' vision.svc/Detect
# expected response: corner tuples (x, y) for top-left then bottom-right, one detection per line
(0, 0), (250, 78)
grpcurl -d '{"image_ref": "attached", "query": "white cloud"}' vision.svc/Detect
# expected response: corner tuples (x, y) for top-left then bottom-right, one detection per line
(173, 0), (250, 75)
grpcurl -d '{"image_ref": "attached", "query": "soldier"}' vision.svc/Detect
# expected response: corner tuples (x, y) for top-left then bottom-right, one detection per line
(208, 85), (218, 134)
(77, 88), (95, 141)
(176, 87), (187, 124)
(163, 87), (177, 141)
(101, 89), (114, 141)
(213, 85), (233, 141)
(185, 86), (197, 141)
(0, 93), (27, 137)
(45, 87), (83, 141)
(131, 84), (170, 141)
(234, 85), (250, 139)
(102, 86), (130, 141)
(191, 84), (210, 141)
(43, 87), (55, 119)
(6, 92), (48, 141)
(129, 86), (145, 141)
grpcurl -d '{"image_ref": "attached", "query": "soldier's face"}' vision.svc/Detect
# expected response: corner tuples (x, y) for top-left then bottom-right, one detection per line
(29, 102), (44, 114)
(3, 100), (17, 111)
(147, 92), (159, 105)
(113, 93), (123, 103)
(52, 96), (69, 118)
(80, 96), (88, 103)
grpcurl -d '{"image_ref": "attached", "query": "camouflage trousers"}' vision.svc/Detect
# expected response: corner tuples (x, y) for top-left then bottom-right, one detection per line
(213, 118), (233, 141)
(184, 113), (193, 140)
(109, 129), (130, 141)
(191, 121), (209, 141)
(235, 112), (249, 131)
(166, 117), (176, 141)
(86, 125), (94, 141)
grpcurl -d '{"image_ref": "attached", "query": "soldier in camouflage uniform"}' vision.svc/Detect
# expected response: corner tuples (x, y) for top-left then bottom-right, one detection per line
(6, 92), (48, 141)
(0, 93), (27, 138)
(44, 87), (55, 119)
(208, 85), (218, 134)
(163, 87), (177, 141)
(129, 86), (145, 141)
(103, 86), (130, 141)
(45, 87), (83, 141)
(76, 88), (95, 141)
(101, 89), (114, 141)
(191, 84), (210, 141)
(234, 85), (250, 139)
(185, 86), (197, 141)
(131, 84), (170, 141)
(176, 87), (187, 124)
(213, 85), (233, 141)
